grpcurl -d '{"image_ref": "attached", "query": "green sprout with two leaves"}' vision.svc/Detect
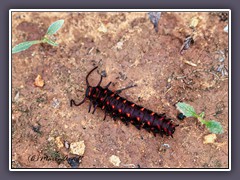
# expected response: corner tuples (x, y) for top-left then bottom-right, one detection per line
(12, 19), (64, 54)
(176, 102), (224, 134)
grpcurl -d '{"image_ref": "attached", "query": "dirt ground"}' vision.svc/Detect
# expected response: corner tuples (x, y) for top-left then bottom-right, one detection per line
(11, 11), (229, 169)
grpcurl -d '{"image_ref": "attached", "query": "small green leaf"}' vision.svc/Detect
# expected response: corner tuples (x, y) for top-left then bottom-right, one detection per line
(46, 19), (64, 35)
(44, 38), (58, 46)
(204, 120), (224, 134)
(12, 40), (41, 54)
(176, 102), (197, 117)
(199, 112), (205, 118)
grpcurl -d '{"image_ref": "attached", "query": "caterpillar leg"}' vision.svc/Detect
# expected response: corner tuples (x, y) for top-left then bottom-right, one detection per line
(103, 111), (107, 120)
(92, 103), (99, 114)
(88, 102), (92, 113)
(97, 75), (103, 86)
(105, 82), (112, 88)
(70, 98), (86, 107)
(116, 84), (137, 94)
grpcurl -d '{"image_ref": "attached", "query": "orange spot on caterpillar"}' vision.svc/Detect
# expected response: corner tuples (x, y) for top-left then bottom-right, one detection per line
(126, 113), (130, 117)
(106, 101), (110, 105)
(112, 105), (115, 109)
(88, 88), (92, 96)
(123, 100), (127, 103)
(116, 97), (120, 100)
(140, 108), (144, 111)
(136, 117), (140, 121)
(151, 112), (155, 116)
(147, 121), (151, 126)
(102, 106), (105, 109)
(131, 104), (135, 107)
(111, 94), (115, 97)
(104, 90), (107, 94)
(118, 109), (122, 113)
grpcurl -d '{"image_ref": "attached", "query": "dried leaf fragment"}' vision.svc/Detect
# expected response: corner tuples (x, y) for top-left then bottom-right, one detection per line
(34, 75), (45, 87)
(148, 12), (161, 32)
(180, 35), (194, 55)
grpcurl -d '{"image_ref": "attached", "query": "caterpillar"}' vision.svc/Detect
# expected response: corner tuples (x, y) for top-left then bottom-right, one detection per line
(70, 66), (178, 138)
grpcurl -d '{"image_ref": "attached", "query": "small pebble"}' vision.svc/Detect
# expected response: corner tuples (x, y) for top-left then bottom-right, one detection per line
(98, 23), (107, 33)
(162, 143), (170, 148)
(52, 98), (60, 108)
(32, 124), (41, 134)
(189, 17), (199, 29)
(101, 70), (107, 77)
(224, 25), (228, 33)
(203, 134), (217, 144)
(109, 155), (121, 167)
(34, 75), (45, 87)
(64, 141), (70, 149)
(55, 136), (64, 149)
(70, 141), (85, 156)
(67, 156), (81, 168)
(177, 113), (186, 120)
(14, 91), (20, 102)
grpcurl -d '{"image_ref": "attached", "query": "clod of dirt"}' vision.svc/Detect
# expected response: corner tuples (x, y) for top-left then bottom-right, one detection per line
(34, 75), (45, 87)
(218, 12), (228, 21)
(32, 123), (41, 134)
(203, 134), (217, 144)
(55, 136), (64, 149)
(109, 155), (121, 167)
(67, 156), (81, 168)
(70, 141), (85, 156)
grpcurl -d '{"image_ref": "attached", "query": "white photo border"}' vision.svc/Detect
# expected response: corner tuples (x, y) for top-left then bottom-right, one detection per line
(9, 9), (231, 171)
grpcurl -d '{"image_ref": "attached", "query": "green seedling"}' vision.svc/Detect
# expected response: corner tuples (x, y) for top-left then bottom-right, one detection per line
(12, 19), (64, 54)
(176, 102), (224, 134)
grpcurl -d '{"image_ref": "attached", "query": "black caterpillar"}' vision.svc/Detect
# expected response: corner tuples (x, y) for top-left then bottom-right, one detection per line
(70, 67), (178, 137)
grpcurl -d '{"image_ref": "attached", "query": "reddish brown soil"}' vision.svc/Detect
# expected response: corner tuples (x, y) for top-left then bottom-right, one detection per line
(11, 12), (229, 168)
